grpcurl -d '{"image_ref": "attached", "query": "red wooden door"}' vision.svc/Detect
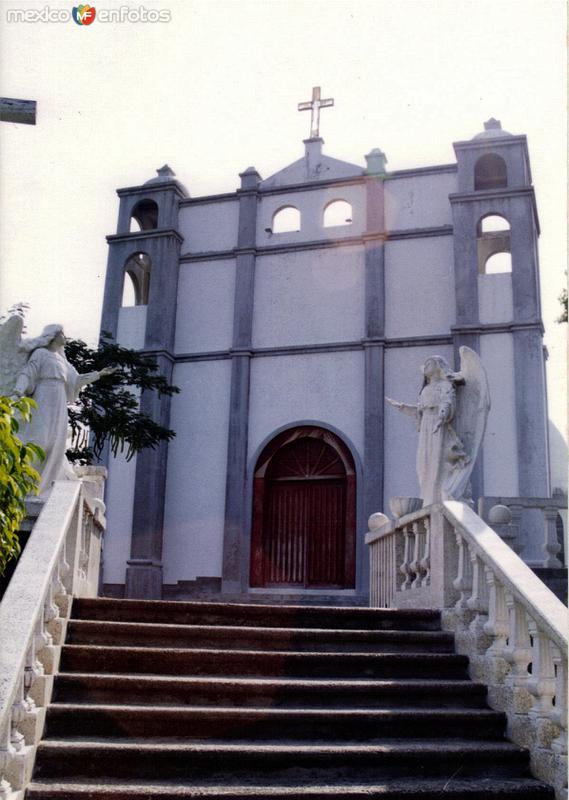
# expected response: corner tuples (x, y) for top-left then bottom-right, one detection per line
(251, 435), (355, 589)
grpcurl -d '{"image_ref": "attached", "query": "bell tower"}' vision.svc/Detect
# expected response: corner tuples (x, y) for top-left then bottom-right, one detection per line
(100, 165), (187, 598)
(450, 120), (549, 500)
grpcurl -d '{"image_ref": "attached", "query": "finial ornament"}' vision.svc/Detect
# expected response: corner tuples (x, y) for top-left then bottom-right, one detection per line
(298, 86), (334, 139)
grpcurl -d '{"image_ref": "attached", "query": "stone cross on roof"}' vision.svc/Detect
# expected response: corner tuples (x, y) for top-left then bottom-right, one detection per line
(298, 86), (334, 140)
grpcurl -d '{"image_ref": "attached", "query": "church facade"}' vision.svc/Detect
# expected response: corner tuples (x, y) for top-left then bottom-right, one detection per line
(99, 113), (550, 602)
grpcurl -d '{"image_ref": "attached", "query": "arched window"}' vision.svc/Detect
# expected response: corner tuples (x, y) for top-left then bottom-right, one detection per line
(485, 252), (513, 274)
(323, 200), (353, 228)
(250, 426), (356, 589)
(122, 252), (151, 306)
(477, 213), (511, 274)
(130, 199), (159, 232)
(272, 206), (300, 233)
(474, 154), (508, 191)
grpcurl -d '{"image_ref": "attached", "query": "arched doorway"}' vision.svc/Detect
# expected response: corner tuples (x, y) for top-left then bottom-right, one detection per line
(250, 426), (356, 589)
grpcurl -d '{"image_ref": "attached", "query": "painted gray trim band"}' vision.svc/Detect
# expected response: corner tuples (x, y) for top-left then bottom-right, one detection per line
(107, 228), (184, 245)
(453, 135), (528, 152)
(450, 187), (540, 234)
(117, 182), (187, 200)
(452, 321), (544, 335)
(179, 226), (453, 263)
(173, 335), (455, 363)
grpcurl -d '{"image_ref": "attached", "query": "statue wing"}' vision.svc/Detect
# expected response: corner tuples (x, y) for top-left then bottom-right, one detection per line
(455, 346), (491, 467)
(0, 315), (28, 396)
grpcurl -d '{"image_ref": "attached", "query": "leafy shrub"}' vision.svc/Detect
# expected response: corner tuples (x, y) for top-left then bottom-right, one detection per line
(0, 397), (43, 575)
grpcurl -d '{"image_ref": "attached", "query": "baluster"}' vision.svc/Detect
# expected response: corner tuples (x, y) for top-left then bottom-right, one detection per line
(467, 548), (489, 636)
(39, 579), (61, 674)
(410, 521), (423, 589)
(453, 532), (472, 611)
(43, 576), (59, 627)
(503, 593), (532, 703)
(527, 617), (556, 727)
(59, 537), (72, 594)
(23, 641), (39, 715)
(419, 516), (430, 588)
(400, 525), (414, 591)
(483, 568), (509, 659)
(9, 678), (26, 755)
(78, 507), (90, 582)
(54, 545), (72, 618)
(542, 506), (563, 568)
(385, 532), (397, 608)
(550, 643), (568, 758)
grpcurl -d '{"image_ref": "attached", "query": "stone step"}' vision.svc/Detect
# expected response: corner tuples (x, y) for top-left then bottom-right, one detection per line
(53, 674), (489, 709)
(59, 645), (470, 679)
(32, 740), (535, 783)
(65, 620), (455, 653)
(26, 778), (555, 799)
(72, 598), (442, 631)
(44, 704), (507, 741)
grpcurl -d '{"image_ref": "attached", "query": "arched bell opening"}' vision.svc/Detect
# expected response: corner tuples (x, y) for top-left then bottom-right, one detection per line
(122, 252), (151, 306)
(130, 199), (159, 232)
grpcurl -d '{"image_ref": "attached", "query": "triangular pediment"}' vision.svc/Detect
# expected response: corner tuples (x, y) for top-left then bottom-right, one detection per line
(261, 139), (363, 188)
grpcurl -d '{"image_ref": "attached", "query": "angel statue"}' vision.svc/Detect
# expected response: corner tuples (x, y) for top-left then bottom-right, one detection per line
(386, 347), (490, 506)
(0, 317), (114, 499)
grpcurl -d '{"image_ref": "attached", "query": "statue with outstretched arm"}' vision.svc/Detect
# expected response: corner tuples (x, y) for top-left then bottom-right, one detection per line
(386, 348), (490, 506)
(2, 318), (115, 498)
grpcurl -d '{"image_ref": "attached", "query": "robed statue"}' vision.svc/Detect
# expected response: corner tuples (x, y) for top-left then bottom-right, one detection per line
(0, 316), (114, 498)
(386, 347), (490, 506)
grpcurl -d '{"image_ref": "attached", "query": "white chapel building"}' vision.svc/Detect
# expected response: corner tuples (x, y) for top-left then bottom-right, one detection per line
(98, 100), (551, 602)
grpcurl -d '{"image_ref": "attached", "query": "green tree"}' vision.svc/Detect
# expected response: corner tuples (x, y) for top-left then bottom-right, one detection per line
(0, 397), (43, 575)
(64, 334), (180, 464)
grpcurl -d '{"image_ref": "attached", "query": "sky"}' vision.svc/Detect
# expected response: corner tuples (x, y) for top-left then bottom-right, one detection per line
(0, 0), (567, 480)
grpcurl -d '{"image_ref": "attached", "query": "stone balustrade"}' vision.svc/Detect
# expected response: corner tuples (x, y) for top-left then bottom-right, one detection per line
(478, 495), (567, 568)
(366, 501), (568, 799)
(0, 473), (106, 799)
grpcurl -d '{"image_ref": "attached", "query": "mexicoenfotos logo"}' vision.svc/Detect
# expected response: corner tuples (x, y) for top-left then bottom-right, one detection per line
(6, 5), (172, 24)
(72, 4), (96, 25)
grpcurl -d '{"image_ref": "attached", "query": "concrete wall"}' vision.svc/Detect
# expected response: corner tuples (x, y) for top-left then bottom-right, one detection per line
(256, 184), (366, 247)
(384, 172), (456, 230)
(480, 333), (519, 496)
(101, 306), (147, 586)
(161, 359), (231, 583)
(248, 351), (365, 462)
(383, 344), (455, 509)
(178, 200), (239, 253)
(103, 453), (138, 585)
(175, 259), (236, 353)
(478, 273), (514, 324)
(116, 305), (147, 349)
(384, 237), (455, 338)
(252, 247), (365, 348)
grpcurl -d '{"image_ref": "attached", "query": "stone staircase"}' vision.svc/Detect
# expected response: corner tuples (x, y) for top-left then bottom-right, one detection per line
(26, 598), (554, 799)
